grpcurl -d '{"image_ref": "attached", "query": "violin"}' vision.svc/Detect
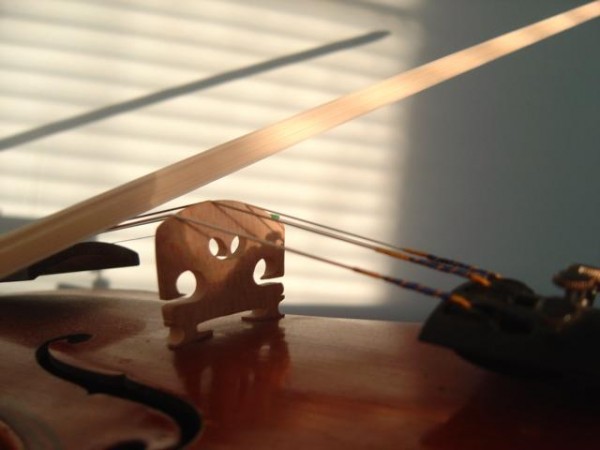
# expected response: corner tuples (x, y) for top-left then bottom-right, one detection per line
(3, 267), (600, 449)
(1, 3), (600, 449)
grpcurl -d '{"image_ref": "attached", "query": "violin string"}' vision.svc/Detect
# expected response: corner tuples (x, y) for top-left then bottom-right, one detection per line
(111, 234), (155, 244)
(109, 202), (499, 285)
(212, 201), (496, 285)
(107, 215), (167, 232)
(108, 209), (489, 286)
(174, 215), (472, 310)
(223, 201), (497, 277)
(105, 206), (476, 306)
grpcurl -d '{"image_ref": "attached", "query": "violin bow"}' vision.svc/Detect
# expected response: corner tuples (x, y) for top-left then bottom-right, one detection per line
(0, 1), (598, 279)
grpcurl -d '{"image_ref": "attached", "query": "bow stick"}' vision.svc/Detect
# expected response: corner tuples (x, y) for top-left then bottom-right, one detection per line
(0, 1), (598, 279)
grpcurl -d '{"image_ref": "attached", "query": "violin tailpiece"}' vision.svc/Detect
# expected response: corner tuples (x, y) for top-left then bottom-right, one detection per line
(155, 200), (285, 348)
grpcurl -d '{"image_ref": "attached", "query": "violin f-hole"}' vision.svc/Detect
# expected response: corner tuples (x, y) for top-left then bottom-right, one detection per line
(36, 333), (201, 449)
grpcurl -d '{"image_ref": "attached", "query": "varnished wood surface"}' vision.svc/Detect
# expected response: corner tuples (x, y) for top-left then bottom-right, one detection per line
(0, 290), (180, 450)
(2, 290), (600, 449)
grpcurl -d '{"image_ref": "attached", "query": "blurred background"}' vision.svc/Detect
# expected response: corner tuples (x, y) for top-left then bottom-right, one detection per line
(1, 0), (598, 320)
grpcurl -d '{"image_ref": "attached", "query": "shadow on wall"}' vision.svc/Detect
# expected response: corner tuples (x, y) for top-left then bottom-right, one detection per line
(0, 216), (33, 234)
(290, 0), (600, 322)
(382, 0), (600, 322)
(0, 31), (389, 151)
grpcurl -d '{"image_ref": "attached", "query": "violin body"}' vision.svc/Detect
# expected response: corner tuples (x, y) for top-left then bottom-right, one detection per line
(2, 289), (600, 449)
(1, 4), (599, 448)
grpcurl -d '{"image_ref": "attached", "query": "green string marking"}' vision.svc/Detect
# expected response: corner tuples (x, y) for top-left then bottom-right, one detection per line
(176, 215), (472, 310)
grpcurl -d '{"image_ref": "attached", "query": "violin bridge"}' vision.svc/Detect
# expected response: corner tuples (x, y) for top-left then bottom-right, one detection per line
(155, 200), (285, 348)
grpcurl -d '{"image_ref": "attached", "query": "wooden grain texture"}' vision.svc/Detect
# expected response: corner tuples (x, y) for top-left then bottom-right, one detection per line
(1, 1), (597, 279)
(156, 200), (285, 347)
(2, 290), (600, 449)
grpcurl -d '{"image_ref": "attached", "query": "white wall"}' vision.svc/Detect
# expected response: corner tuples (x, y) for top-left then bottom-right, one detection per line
(387, 0), (599, 320)
(1, 0), (597, 321)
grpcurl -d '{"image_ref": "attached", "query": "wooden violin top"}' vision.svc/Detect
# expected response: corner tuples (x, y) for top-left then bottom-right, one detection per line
(1, 290), (599, 449)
